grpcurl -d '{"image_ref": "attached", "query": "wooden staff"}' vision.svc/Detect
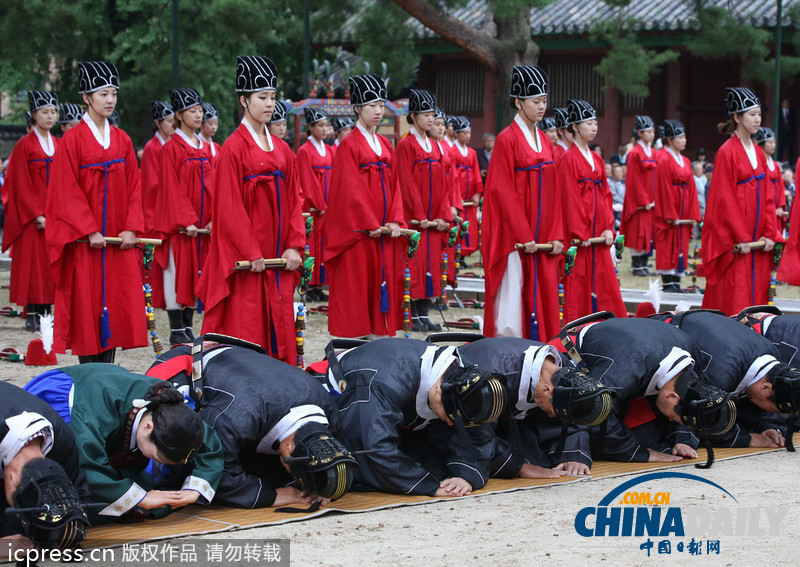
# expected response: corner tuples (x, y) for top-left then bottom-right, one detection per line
(462, 200), (477, 207)
(570, 236), (608, 246)
(356, 226), (420, 238)
(672, 219), (695, 225)
(178, 228), (211, 234)
(733, 240), (768, 253)
(234, 258), (289, 270)
(515, 243), (555, 251)
(79, 236), (163, 246)
(302, 212), (311, 219)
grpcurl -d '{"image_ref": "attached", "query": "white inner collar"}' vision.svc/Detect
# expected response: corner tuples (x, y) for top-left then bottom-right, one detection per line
(416, 345), (457, 428)
(638, 140), (652, 158)
(557, 140), (569, 150)
(644, 347), (694, 396)
(156, 131), (168, 146)
(767, 156), (775, 172)
(243, 117), (274, 152)
(129, 409), (146, 451)
(257, 405), (329, 454)
(444, 137), (455, 147)
(34, 128), (55, 157)
(577, 143), (595, 170)
(356, 121), (382, 156)
(175, 127), (203, 150)
(514, 345), (561, 418)
(199, 133), (216, 156)
(309, 136), (327, 157)
(410, 126), (431, 153)
(737, 134), (758, 170)
(455, 139), (469, 157)
(83, 113), (110, 149)
(514, 114), (542, 153)
(666, 146), (683, 166)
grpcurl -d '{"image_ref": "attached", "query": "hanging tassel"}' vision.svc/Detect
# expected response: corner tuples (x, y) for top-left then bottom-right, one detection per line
(295, 304), (305, 368)
(677, 253), (685, 274)
(558, 283), (565, 325)
(320, 262), (326, 285)
(380, 281), (389, 314)
(426, 272), (434, 298)
(529, 312), (538, 341)
(196, 297), (204, 315)
(591, 292), (598, 314)
(100, 307), (111, 348)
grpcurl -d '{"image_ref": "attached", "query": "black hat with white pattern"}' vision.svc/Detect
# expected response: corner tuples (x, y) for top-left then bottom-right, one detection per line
(28, 91), (58, 112)
(151, 101), (174, 121)
(348, 74), (387, 106)
(169, 88), (202, 113)
(453, 116), (471, 132)
(269, 100), (288, 124)
(553, 108), (569, 130)
(59, 103), (83, 124)
(567, 100), (596, 125)
(77, 61), (120, 94)
(408, 89), (436, 114)
(201, 102), (218, 122)
(235, 56), (278, 93)
(509, 65), (548, 99)
(445, 115), (455, 127)
(304, 106), (327, 125)
(662, 119), (685, 139)
(433, 107), (445, 121)
(725, 87), (760, 116)
(25, 111), (32, 127)
(635, 115), (655, 132)
(754, 126), (776, 144)
(330, 116), (354, 132)
(538, 117), (557, 131)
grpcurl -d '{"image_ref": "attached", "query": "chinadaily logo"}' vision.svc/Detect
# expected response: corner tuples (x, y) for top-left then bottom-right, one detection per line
(574, 472), (787, 557)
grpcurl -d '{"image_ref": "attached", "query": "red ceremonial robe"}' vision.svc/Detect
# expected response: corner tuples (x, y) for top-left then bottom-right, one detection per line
(439, 140), (458, 285)
(450, 141), (482, 256)
(653, 149), (701, 272)
(483, 118), (564, 341)
(765, 157), (786, 234)
(46, 118), (147, 355)
(702, 136), (776, 314)
(154, 131), (214, 307)
(775, 157), (800, 284)
(2, 131), (57, 305)
(138, 134), (167, 308)
(323, 125), (406, 338)
(394, 129), (449, 299)
(199, 134), (222, 169)
(297, 138), (333, 287)
(197, 122), (304, 364)
(558, 144), (627, 321)
(621, 142), (658, 252)
(554, 140), (569, 162)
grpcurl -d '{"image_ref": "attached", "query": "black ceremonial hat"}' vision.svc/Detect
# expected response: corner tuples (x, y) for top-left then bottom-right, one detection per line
(567, 99), (596, 125)
(538, 117), (557, 131)
(725, 87), (760, 116)
(635, 115), (655, 131)
(269, 100), (288, 124)
(767, 363), (800, 414)
(236, 56), (278, 93)
(25, 111), (32, 127)
(754, 126), (775, 145)
(408, 89), (436, 114)
(151, 101), (174, 121)
(330, 116), (354, 132)
(28, 91), (58, 112)
(169, 88), (202, 113)
(675, 376), (737, 435)
(348, 74), (387, 106)
(662, 119), (685, 139)
(77, 61), (120, 94)
(59, 103), (83, 124)
(553, 108), (569, 130)
(453, 116), (471, 132)
(284, 422), (358, 500)
(202, 102), (218, 122)
(304, 106), (327, 125)
(433, 107), (445, 121)
(440, 364), (507, 427)
(550, 367), (613, 426)
(510, 65), (548, 99)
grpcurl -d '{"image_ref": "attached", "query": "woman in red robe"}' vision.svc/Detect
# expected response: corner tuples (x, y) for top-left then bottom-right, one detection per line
(621, 115), (658, 277)
(557, 99), (627, 321)
(154, 88), (213, 345)
(552, 108), (572, 161)
(323, 74), (406, 339)
(47, 61), (147, 363)
(297, 106), (333, 302)
(483, 65), (565, 341)
(703, 88), (776, 314)
(450, 117), (483, 260)
(139, 101), (174, 310)
(653, 120), (701, 293)
(429, 108), (459, 288)
(2, 90), (59, 331)
(754, 127), (787, 236)
(198, 103), (223, 168)
(197, 56), (304, 364)
(394, 89), (450, 332)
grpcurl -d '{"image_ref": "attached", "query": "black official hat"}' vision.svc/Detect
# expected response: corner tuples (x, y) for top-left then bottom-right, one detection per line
(331, 116), (354, 132)
(169, 88), (202, 113)
(284, 422), (357, 500)
(304, 106), (327, 125)
(567, 99), (596, 125)
(77, 61), (120, 94)
(269, 100), (288, 124)
(635, 115), (655, 132)
(408, 89), (436, 114)
(9, 458), (89, 550)
(553, 108), (569, 130)
(151, 101), (174, 121)
(25, 111), (32, 127)
(236, 56), (278, 93)
(725, 87), (760, 116)
(348, 74), (387, 106)
(767, 363), (800, 414)
(754, 126), (776, 145)
(510, 65), (548, 99)
(445, 115), (455, 127)
(440, 364), (507, 427)
(662, 119), (685, 139)
(59, 103), (83, 124)
(550, 367), (613, 426)
(452, 116), (471, 133)
(538, 117), (557, 131)
(675, 375), (737, 434)
(433, 107), (445, 121)
(28, 91), (58, 112)
(202, 102), (218, 122)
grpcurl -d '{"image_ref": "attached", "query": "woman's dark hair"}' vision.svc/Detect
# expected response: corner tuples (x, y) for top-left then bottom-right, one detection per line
(567, 123), (576, 135)
(406, 114), (414, 125)
(144, 383), (203, 464)
(717, 116), (737, 135)
(509, 97), (519, 110)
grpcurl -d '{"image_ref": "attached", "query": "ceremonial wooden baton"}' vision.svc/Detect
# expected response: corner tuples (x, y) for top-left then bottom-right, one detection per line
(515, 243), (555, 251)
(733, 241), (768, 252)
(79, 236), (163, 246)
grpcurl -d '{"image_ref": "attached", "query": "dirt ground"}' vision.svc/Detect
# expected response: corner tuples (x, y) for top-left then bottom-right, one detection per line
(3, 249), (799, 566)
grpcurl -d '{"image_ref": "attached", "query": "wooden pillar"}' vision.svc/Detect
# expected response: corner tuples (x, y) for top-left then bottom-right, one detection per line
(603, 84), (621, 158)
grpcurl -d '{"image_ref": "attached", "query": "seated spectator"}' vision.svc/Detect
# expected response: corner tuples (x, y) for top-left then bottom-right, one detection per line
(696, 147), (707, 164)
(692, 161), (707, 217)
(607, 163), (626, 230)
(609, 142), (629, 165)
(704, 163), (713, 204)
(784, 166), (796, 202)
(476, 132), (495, 183)
(590, 143), (603, 160)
